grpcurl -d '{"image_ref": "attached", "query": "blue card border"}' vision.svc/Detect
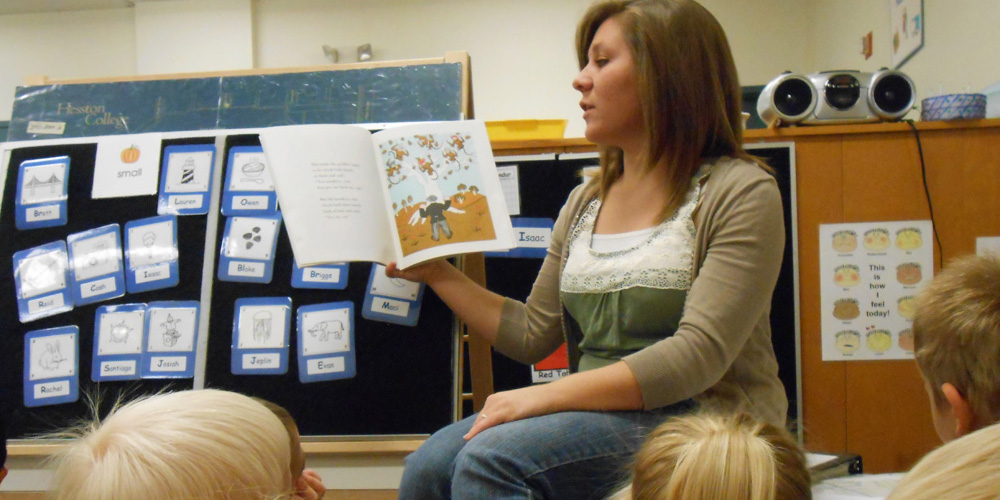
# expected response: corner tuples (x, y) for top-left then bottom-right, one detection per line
(68, 224), (126, 306)
(123, 214), (180, 293)
(221, 145), (278, 216)
(296, 301), (357, 383)
(15, 156), (70, 230)
(140, 300), (200, 379)
(24, 326), (80, 407)
(231, 297), (292, 375)
(91, 303), (147, 381)
(157, 144), (216, 215)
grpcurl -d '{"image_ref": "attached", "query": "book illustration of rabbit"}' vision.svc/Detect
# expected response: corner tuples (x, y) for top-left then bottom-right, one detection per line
(308, 320), (344, 342)
(39, 342), (66, 371)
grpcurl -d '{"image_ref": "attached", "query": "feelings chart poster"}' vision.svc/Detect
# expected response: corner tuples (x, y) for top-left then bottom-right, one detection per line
(819, 220), (933, 361)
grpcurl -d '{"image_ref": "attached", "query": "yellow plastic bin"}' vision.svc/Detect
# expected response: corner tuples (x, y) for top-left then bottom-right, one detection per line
(485, 119), (567, 141)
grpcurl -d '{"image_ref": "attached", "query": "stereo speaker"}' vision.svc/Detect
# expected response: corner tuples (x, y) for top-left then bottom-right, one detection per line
(757, 69), (915, 126)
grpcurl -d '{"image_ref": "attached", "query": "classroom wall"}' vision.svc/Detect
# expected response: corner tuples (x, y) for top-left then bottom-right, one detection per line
(0, 0), (812, 138)
(2, 1), (998, 137)
(812, 0), (1000, 105)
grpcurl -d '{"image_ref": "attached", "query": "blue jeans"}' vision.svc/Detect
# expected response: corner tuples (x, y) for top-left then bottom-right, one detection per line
(398, 402), (692, 500)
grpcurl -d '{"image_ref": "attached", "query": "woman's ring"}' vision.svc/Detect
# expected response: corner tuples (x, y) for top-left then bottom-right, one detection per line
(479, 413), (487, 419)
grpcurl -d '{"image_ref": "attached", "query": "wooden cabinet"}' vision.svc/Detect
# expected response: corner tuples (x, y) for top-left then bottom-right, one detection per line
(494, 118), (1000, 473)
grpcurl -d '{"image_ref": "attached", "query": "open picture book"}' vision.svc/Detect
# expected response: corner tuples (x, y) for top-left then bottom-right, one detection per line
(259, 120), (515, 269)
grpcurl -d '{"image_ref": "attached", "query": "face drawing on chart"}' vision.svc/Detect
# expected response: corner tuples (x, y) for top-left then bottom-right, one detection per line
(897, 262), (922, 285)
(19, 251), (65, 298)
(897, 296), (916, 320)
(39, 342), (67, 371)
(832, 230), (858, 253)
(21, 163), (67, 205)
(253, 311), (272, 343)
(370, 265), (421, 301)
(835, 330), (861, 355)
(833, 264), (861, 288)
(898, 328), (914, 352)
(896, 228), (923, 251)
(866, 329), (892, 353)
(161, 313), (182, 347)
(832, 298), (860, 321)
(863, 228), (891, 252)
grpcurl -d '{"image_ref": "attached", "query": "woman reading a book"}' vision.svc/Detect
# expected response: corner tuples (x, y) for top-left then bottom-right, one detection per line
(387, 1), (786, 498)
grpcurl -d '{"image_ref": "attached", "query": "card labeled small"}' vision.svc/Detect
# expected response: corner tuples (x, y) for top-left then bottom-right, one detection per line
(231, 297), (291, 375)
(362, 263), (424, 327)
(158, 144), (216, 215)
(291, 260), (349, 289)
(16, 156), (70, 230)
(141, 301), (199, 378)
(297, 302), (356, 383)
(13, 241), (73, 323)
(485, 217), (553, 259)
(92, 303), (146, 381)
(24, 326), (79, 407)
(124, 215), (180, 293)
(222, 145), (278, 216)
(219, 212), (282, 283)
(92, 134), (162, 198)
(68, 224), (126, 305)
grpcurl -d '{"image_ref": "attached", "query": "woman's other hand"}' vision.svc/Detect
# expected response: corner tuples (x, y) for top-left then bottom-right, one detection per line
(295, 469), (326, 500)
(385, 260), (450, 285)
(463, 384), (556, 441)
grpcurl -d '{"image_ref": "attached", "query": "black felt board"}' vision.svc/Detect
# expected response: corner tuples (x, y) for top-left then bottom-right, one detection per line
(0, 139), (210, 438)
(1, 134), (456, 438)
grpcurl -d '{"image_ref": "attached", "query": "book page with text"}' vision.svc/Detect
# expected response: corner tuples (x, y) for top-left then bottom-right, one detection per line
(260, 124), (395, 267)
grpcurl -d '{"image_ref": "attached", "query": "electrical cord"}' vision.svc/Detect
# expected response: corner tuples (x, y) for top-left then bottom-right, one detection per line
(904, 119), (944, 269)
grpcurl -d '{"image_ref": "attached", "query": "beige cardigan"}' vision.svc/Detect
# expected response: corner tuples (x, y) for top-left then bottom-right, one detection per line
(493, 156), (788, 427)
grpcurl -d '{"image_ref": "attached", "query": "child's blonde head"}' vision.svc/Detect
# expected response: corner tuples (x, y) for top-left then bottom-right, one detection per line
(48, 389), (294, 500)
(887, 422), (1000, 500)
(630, 412), (810, 500)
(913, 254), (1000, 428)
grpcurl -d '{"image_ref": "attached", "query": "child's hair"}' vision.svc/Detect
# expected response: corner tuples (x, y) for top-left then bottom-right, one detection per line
(913, 254), (1000, 427)
(628, 412), (811, 500)
(47, 389), (294, 500)
(887, 422), (1000, 499)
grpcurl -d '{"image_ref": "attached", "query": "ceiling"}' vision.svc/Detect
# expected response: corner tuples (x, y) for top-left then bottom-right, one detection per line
(0, 0), (135, 16)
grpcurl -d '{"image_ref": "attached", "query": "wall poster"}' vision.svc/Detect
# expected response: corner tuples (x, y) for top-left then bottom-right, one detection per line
(819, 220), (932, 361)
(890, 0), (924, 69)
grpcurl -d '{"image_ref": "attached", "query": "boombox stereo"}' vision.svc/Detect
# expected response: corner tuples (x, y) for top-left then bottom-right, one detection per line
(757, 69), (916, 126)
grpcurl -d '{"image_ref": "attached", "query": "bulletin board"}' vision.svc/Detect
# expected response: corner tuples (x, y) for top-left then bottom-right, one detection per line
(1, 54), (474, 440)
(0, 130), (458, 439)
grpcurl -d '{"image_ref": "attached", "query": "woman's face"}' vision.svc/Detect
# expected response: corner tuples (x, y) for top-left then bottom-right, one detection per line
(573, 16), (644, 150)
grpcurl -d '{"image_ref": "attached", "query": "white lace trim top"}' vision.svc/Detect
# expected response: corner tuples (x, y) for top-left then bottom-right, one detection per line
(560, 168), (708, 294)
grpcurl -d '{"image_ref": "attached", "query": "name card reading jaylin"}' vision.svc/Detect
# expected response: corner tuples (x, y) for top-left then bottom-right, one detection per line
(231, 297), (291, 375)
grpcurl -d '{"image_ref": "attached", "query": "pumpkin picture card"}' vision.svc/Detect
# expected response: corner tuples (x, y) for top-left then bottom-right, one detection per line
(92, 133), (163, 199)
